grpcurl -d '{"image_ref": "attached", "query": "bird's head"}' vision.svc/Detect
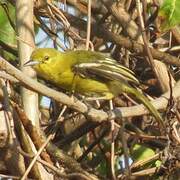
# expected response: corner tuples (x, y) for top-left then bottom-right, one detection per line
(24, 48), (59, 68)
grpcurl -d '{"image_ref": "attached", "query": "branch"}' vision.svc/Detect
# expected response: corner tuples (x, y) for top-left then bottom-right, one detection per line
(14, 103), (99, 180)
(100, 27), (180, 66)
(62, 12), (180, 66)
(1, 55), (180, 122)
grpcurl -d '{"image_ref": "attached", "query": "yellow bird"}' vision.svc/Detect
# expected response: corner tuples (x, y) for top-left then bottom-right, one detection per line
(25, 48), (164, 127)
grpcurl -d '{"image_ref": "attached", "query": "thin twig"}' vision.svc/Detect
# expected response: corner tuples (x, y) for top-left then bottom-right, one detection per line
(25, 156), (67, 179)
(109, 100), (116, 179)
(86, 0), (91, 50)
(131, 167), (160, 176)
(78, 126), (109, 162)
(136, 0), (163, 90)
(120, 121), (131, 177)
(50, 105), (67, 136)
(0, 79), (12, 137)
(127, 131), (167, 140)
(130, 153), (161, 169)
(21, 135), (52, 180)
(0, 174), (21, 180)
(47, 2), (70, 27)
(19, 147), (91, 179)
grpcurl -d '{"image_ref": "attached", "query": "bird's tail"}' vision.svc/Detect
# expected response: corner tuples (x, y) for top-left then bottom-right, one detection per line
(109, 81), (164, 128)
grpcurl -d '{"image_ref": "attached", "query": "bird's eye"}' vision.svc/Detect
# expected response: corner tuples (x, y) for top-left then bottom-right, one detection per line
(44, 56), (49, 61)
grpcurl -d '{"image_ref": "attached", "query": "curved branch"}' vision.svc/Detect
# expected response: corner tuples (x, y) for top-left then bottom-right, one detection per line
(35, 9), (180, 67)
(1, 55), (180, 122)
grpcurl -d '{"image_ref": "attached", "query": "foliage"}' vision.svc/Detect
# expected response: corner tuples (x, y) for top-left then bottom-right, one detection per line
(0, 1), (16, 60)
(0, 0), (179, 179)
(158, 0), (180, 31)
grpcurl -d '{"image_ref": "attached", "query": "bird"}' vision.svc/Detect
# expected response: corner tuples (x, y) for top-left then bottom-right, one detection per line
(24, 48), (164, 127)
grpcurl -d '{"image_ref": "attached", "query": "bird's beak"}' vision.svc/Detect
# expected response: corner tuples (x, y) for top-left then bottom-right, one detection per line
(23, 60), (40, 67)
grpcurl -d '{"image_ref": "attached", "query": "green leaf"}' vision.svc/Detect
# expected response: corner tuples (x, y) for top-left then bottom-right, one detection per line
(97, 159), (108, 176)
(158, 0), (180, 32)
(131, 144), (155, 161)
(0, 1), (16, 60)
(131, 144), (161, 168)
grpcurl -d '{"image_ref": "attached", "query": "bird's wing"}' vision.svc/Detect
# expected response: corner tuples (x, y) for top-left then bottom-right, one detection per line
(73, 57), (139, 85)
